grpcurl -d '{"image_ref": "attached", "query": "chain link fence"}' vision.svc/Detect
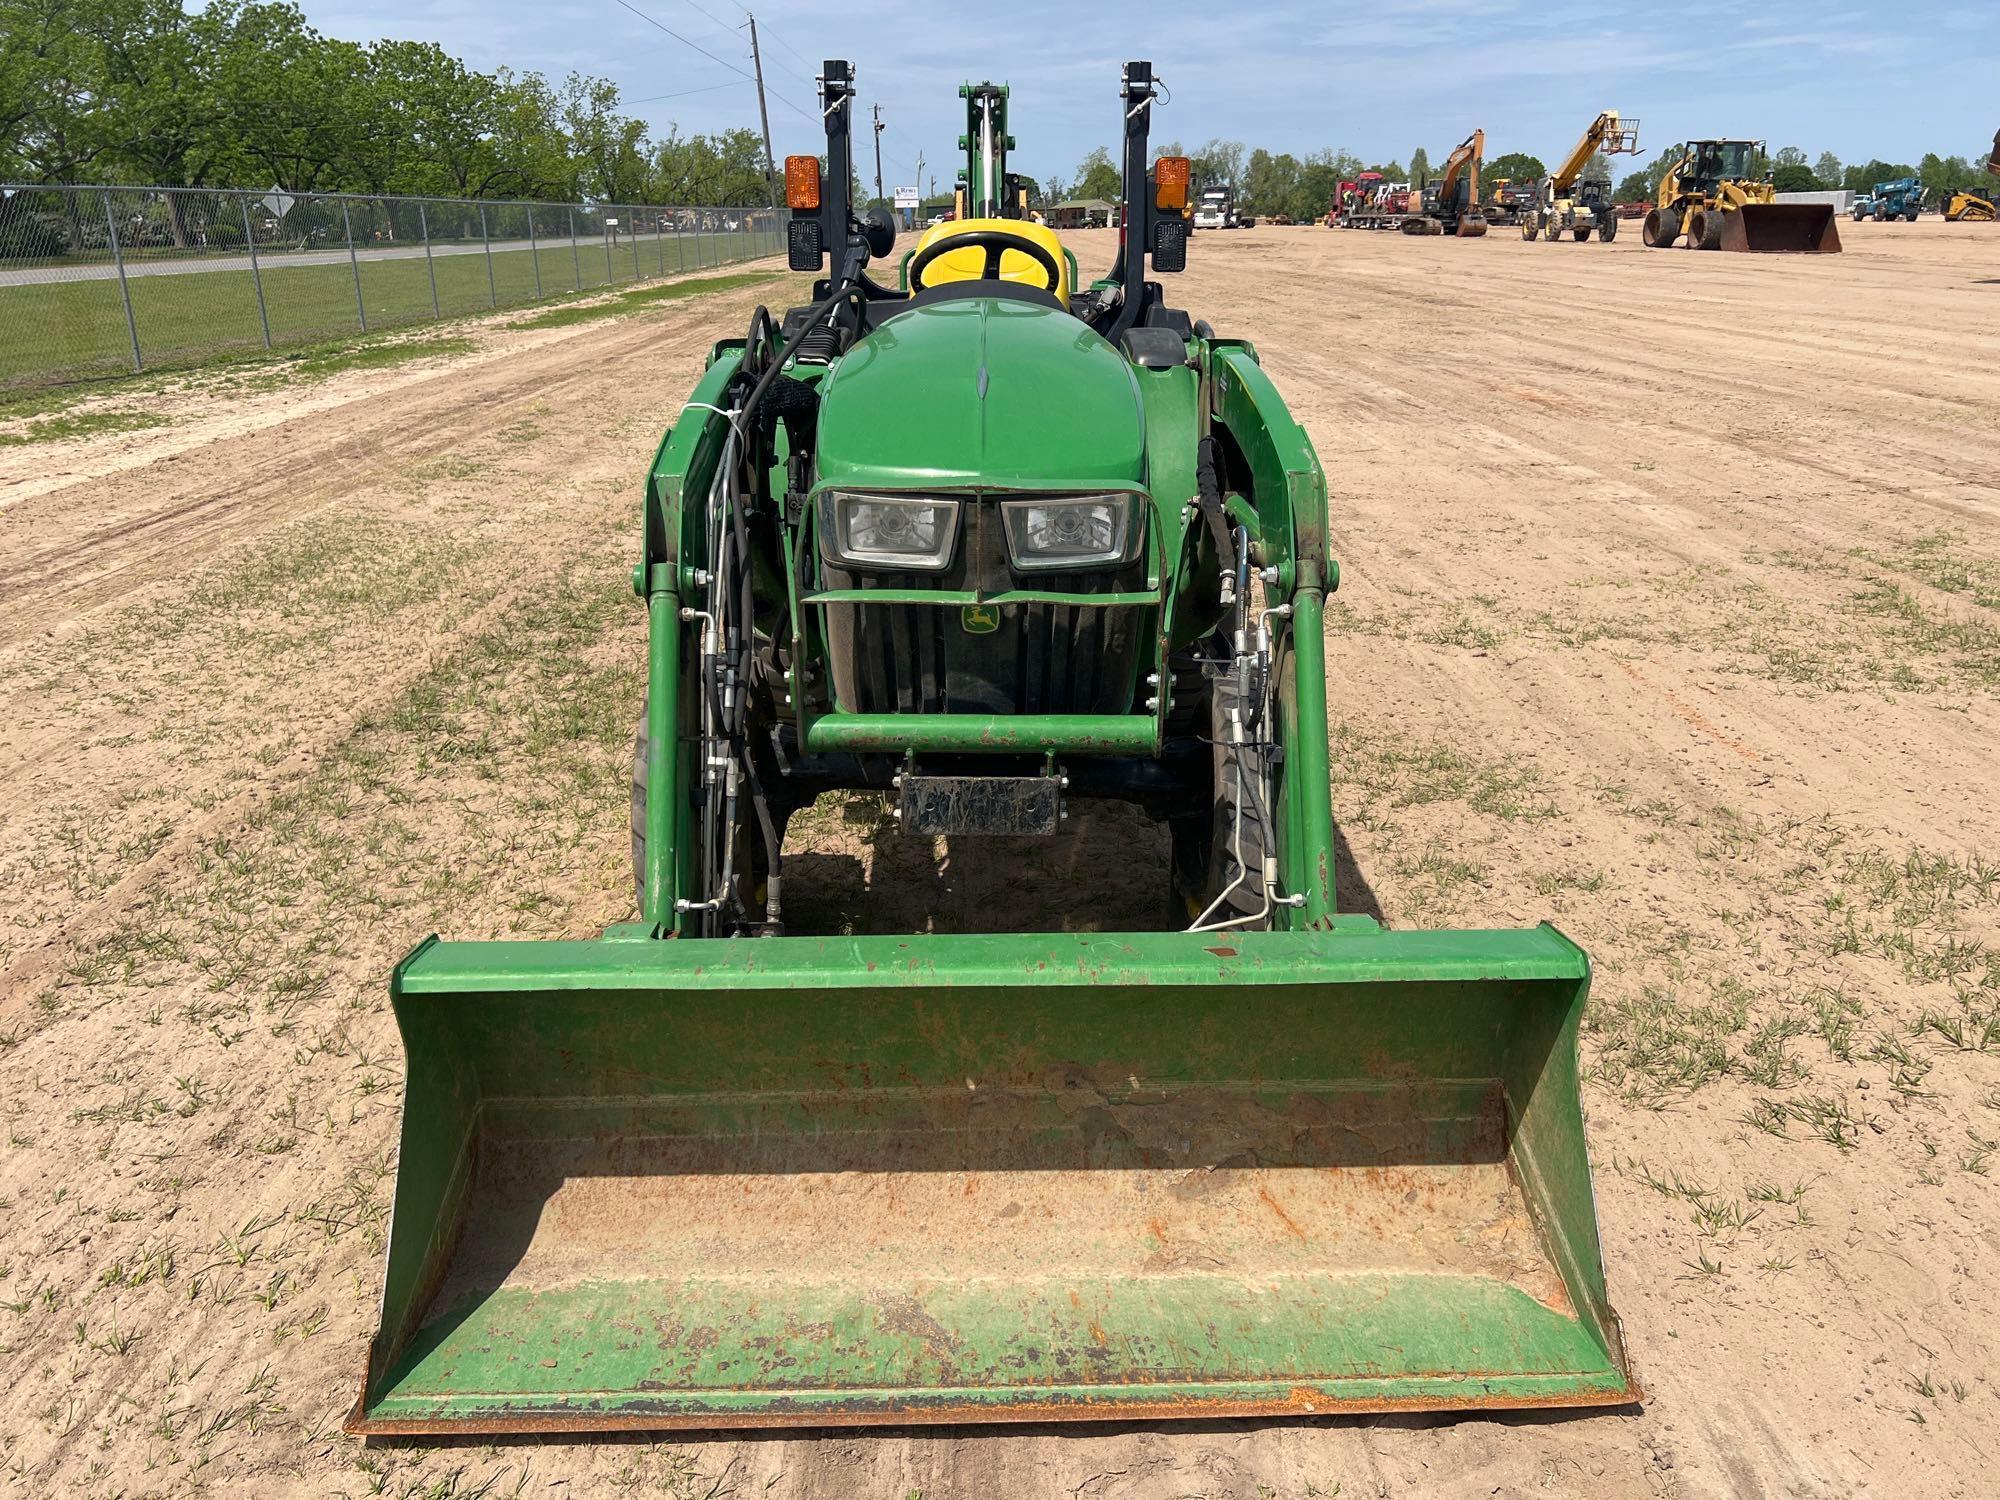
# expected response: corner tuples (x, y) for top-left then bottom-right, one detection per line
(0, 184), (788, 393)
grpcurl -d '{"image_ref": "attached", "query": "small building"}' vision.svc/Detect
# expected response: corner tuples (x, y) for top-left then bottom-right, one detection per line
(1049, 198), (1121, 229)
(1775, 189), (1856, 215)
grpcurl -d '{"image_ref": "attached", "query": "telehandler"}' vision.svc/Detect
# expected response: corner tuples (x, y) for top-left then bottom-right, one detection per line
(348, 60), (1633, 1434)
(1642, 139), (1841, 253)
(1522, 111), (1640, 243)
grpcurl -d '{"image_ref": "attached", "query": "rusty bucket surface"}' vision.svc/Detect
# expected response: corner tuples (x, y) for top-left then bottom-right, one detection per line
(1718, 202), (1842, 253)
(349, 924), (1636, 1434)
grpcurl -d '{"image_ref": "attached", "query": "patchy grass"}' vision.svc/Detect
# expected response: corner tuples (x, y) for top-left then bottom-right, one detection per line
(515, 270), (781, 330)
(0, 407), (171, 446)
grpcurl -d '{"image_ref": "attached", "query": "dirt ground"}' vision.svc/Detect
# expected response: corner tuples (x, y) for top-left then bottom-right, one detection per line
(3, 217), (1998, 1498)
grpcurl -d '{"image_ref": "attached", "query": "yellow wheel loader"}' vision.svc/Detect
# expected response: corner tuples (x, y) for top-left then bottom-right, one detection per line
(1640, 139), (1841, 253)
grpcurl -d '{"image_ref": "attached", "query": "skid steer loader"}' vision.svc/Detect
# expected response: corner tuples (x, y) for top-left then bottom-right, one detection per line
(348, 61), (1635, 1434)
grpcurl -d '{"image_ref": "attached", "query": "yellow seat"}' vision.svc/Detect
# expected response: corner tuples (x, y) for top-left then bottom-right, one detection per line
(907, 217), (1072, 307)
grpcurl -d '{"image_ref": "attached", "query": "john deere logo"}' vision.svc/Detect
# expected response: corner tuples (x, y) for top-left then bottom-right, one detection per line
(960, 603), (1000, 635)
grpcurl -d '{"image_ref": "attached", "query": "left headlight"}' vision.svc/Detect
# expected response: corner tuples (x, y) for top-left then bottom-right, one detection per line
(1000, 494), (1140, 572)
(819, 491), (960, 572)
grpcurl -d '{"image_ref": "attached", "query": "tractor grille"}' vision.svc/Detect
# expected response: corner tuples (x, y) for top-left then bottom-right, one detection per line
(832, 598), (1144, 715)
(819, 498), (1149, 717)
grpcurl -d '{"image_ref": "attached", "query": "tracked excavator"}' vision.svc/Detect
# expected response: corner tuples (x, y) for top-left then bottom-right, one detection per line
(1405, 130), (1488, 237)
(1522, 111), (1640, 243)
(346, 59), (1632, 1435)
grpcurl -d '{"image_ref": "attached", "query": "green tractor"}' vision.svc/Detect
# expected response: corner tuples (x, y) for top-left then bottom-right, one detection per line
(349, 60), (1635, 1434)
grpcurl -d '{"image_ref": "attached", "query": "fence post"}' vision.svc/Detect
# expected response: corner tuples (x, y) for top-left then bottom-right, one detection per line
(479, 205), (496, 307)
(604, 220), (614, 286)
(658, 213), (665, 277)
(238, 192), (272, 349)
(342, 198), (367, 332)
(101, 190), (143, 373)
(631, 211), (641, 281)
(569, 207), (581, 291)
(528, 206), (542, 298)
(419, 201), (440, 317)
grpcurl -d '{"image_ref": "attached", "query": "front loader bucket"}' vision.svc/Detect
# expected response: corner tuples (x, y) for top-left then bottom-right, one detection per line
(350, 924), (1635, 1434)
(1719, 202), (1842, 253)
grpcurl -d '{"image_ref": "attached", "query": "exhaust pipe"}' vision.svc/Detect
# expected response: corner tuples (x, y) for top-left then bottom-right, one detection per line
(1717, 203), (1842, 254)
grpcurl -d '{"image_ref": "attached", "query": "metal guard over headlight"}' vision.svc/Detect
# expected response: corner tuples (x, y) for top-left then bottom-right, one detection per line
(818, 491), (960, 572)
(999, 494), (1140, 572)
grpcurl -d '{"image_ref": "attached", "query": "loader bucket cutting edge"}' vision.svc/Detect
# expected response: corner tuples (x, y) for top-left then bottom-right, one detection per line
(349, 926), (1635, 1433)
(1718, 202), (1842, 253)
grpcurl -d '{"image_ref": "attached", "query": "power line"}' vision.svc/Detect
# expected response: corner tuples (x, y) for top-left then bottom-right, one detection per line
(610, 0), (812, 118)
(627, 79), (748, 105)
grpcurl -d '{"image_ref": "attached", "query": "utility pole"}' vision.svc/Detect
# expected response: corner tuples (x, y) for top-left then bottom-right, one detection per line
(745, 14), (778, 209)
(912, 150), (924, 228)
(871, 103), (886, 209)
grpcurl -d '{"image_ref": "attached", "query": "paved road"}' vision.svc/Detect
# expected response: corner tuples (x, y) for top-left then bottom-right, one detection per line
(0, 230), (756, 287)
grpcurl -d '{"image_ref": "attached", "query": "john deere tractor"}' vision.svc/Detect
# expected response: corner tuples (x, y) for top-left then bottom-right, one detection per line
(1642, 138), (1841, 253)
(349, 60), (1634, 1434)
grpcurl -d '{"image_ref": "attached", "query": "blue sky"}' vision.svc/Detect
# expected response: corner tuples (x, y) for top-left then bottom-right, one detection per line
(307, 1), (1998, 188)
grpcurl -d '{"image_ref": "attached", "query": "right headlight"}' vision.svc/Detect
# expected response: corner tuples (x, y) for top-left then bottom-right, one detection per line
(818, 491), (960, 572)
(1000, 494), (1140, 572)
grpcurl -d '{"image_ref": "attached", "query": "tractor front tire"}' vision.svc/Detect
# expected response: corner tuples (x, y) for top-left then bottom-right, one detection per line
(1642, 207), (1680, 247)
(1521, 219), (1539, 241)
(1597, 213), (1618, 242)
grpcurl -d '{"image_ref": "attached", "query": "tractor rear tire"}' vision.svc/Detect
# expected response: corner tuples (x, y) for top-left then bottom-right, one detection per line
(1642, 207), (1680, 247)
(1521, 219), (1539, 242)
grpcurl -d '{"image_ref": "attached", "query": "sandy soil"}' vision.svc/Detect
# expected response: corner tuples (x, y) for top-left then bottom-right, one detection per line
(2, 219), (1998, 1497)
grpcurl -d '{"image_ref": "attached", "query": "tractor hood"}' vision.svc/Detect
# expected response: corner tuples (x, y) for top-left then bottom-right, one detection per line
(813, 297), (1147, 493)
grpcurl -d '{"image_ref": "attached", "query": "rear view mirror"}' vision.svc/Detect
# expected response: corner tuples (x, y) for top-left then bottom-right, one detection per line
(863, 205), (898, 258)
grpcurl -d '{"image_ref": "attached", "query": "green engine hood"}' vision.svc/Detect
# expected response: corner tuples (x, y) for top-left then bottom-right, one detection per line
(814, 297), (1146, 493)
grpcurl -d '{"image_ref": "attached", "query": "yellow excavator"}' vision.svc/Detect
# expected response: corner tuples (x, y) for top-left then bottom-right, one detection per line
(1523, 111), (1640, 243)
(1641, 139), (1841, 253)
(1405, 129), (1488, 237)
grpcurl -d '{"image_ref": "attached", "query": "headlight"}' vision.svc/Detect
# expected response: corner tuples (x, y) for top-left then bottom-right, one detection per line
(819, 491), (959, 572)
(1000, 495), (1139, 572)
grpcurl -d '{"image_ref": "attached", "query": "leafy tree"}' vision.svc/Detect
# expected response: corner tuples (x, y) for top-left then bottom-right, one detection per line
(1613, 171), (1651, 203)
(1772, 163), (1817, 193)
(1843, 158), (1915, 194)
(1408, 146), (1430, 185)
(1773, 146), (1808, 170)
(1814, 151), (1842, 187)
(1191, 137), (1244, 191)
(1071, 146), (1120, 202)
(1483, 151), (1545, 189)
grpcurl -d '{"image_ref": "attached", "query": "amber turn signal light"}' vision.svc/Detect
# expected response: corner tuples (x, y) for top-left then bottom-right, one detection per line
(1154, 156), (1190, 212)
(785, 155), (821, 211)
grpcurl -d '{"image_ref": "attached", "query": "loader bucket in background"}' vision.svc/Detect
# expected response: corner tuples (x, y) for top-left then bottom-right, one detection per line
(1719, 202), (1842, 253)
(349, 924), (1636, 1434)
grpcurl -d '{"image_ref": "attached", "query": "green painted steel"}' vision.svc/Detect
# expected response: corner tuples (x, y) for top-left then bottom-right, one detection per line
(350, 926), (1633, 1432)
(802, 711), (1157, 754)
(813, 298), (1146, 493)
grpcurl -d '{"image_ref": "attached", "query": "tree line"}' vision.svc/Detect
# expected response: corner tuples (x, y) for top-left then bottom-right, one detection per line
(0, 0), (774, 205)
